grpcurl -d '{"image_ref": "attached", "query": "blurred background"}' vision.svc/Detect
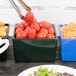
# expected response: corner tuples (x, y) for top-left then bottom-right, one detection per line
(0, 0), (76, 24)
(1, 0), (76, 36)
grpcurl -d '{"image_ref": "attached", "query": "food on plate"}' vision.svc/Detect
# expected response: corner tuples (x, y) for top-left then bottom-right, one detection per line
(15, 12), (56, 39)
(0, 22), (8, 38)
(28, 67), (73, 76)
(60, 23), (76, 38)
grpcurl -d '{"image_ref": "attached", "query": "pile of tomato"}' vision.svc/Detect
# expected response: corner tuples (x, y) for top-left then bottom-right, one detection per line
(15, 12), (56, 39)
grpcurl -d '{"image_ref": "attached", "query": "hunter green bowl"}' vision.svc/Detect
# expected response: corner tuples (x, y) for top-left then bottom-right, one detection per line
(13, 24), (57, 62)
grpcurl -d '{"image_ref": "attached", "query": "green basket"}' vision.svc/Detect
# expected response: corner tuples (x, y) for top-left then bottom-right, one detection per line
(13, 24), (57, 62)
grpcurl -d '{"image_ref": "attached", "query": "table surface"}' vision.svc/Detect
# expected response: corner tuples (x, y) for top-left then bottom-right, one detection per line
(0, 36), (76, 76)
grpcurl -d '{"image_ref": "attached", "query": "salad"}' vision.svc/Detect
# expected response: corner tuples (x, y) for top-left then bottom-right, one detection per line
(28, 67), (73, 76)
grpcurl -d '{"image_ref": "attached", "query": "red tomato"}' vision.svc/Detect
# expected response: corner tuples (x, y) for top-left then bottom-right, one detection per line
(31, 23), (40, 32)
(28, 29), (36, 38)
(32, 18), (37, 23)
(48, 28), (55, 34)
(39, 28), (48, 34)
(15, 28), (23, 34)
(25, 12), (34, 22)
(16, 31), (28, 38)
(16, 24), (24, 30)
(47, 34), (56, 39)
(20, 21), (29, 28)
(38, 21), (53, 29)
(25, 26), (31, 34)
(28, 18), (37, 26)
(36, 33), (47, 39)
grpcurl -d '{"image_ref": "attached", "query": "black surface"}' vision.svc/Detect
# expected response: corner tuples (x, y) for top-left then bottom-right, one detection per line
(0, 36), (76, 76)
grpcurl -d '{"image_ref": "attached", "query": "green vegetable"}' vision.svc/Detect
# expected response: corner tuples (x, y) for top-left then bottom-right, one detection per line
(28, 66), (71, 76)
(35, 66), (57, 76)
(28, 74), (32, 76)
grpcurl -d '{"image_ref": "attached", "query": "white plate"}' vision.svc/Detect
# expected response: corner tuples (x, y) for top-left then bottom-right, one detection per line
(18, 65), (76, 76)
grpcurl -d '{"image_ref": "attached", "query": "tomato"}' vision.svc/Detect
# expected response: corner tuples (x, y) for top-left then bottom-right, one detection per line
(16, 31), (28, 38)
(36, 33), (47, 39)
(28, 18), (37, 26)
(31, 23), (40, 32)
(32, 18), (37, 23)
(25, 26), (31, 33)
(39, 28), (48, 34)
(28, 29), (36, 38)
(47, 34), (56, 39)
(48, 28), (55, 34)
(15, 28), (23, 34)
(20, 21), (29, 28)
(38, 21), (53, 29)
(25, 12), (34, 22)
(16, 24), (24, 30)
